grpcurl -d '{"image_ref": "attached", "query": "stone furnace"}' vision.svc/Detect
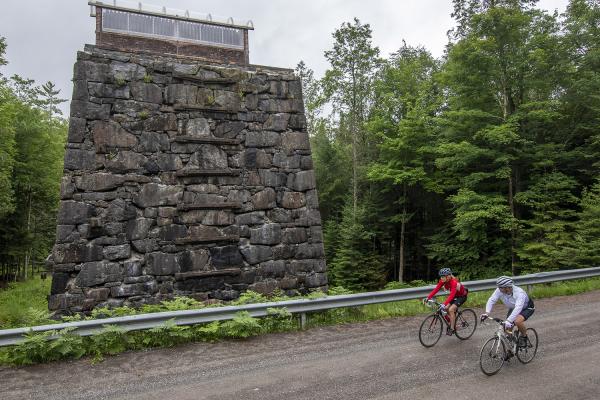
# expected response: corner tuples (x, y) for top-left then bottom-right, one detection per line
(47, 1), (327, 313)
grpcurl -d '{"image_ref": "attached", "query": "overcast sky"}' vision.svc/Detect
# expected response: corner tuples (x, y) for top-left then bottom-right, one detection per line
(0, 0), (569, 116)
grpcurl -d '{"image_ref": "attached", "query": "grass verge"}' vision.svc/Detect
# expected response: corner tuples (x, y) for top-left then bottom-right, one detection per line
(0, 277), (51, 329)
(0, 277), (599, 366)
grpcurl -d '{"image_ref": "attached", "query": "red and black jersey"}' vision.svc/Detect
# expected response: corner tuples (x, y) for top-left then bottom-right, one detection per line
(426, 277), (468, 306)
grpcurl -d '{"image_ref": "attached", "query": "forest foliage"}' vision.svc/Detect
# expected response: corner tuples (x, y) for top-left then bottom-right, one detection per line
(1, 0), (599, 291)
(300, 0), (600, 288)
(0, 36), (67, 281)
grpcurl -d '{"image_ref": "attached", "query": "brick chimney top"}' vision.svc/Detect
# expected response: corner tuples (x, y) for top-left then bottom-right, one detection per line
(88, 1), (253, 65)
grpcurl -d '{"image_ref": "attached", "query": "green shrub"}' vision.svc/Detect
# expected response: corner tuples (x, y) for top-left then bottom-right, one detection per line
(219, 311), (262, 338)
(326, 286), (353, 296)
(193, 321), (221, 342)
(90, 305), (137, 320)
(261, 307), (296, 332)
(89, 325), (134, 361)
(4, 331), (55, 365)
(48, 328), (86, 360)
(232, 290), (267, 305)
(139, 319), (193, 348)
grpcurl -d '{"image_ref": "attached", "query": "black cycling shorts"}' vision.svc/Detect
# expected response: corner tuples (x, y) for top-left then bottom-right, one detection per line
(450, 295), (468, 307)
(507, 298), (535, 321)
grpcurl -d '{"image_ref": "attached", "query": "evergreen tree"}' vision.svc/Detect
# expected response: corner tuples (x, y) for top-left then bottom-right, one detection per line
(367, 44), (443, 282)
(515, 172), (579, 271)
(0, 37), (16, 220)
(322, 18), (381, 216)
(571, 181), (600, 267)
(329, 200), (387, 291)
(0, 82), (16, 219)
(296, 61), (324, 137)
(434, 1), (566, 274)
(560, 0), (600, 187)
(40, 81), (66, 117)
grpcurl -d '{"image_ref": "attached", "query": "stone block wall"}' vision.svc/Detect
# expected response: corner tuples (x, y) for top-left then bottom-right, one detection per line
(96, 31), (249, 66)
(48, 45), (327, 314)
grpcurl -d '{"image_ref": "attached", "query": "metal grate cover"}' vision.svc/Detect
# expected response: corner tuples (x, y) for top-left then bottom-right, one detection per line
(102, 8), (244, 49)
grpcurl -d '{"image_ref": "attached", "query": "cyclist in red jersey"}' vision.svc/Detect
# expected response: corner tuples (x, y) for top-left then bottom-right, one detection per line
(423, 267), (469, 336)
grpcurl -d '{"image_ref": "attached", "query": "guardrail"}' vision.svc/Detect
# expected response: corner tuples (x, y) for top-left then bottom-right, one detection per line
(1, 267), (599, 346)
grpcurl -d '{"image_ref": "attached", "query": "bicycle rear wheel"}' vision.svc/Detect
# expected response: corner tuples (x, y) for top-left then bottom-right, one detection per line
(516, 328), (538, 364)
(454, 308), (477, 340)
(418, 314), (443, 347)
(479, 337), (506, 376)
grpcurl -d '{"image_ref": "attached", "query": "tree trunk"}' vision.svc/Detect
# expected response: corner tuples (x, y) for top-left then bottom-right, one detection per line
(394, 227), (399, 281)
(399, 206), (406, 283)
(426, 257), (431, 281)
(508, 173), (517, 275)
(352, 124), (358, 217)
(24, 188), (33, 279)
(351, 65), (359, 219)
(398, 184), (408, 283)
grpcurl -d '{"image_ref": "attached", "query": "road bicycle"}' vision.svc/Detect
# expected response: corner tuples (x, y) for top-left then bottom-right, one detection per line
(418, 299), (477, 347)
(479, 316), (539, 376)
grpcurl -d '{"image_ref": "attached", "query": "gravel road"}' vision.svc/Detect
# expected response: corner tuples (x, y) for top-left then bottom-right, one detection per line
(2, 290), (599, 400)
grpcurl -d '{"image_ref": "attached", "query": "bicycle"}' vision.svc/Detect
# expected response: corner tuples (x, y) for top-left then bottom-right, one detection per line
(418, 299), (477, 347)
(479, 316), (539, 376)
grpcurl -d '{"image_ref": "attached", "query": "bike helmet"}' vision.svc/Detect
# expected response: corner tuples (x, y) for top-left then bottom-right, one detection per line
(439, 267), (452, 277)
(496, 276), (513, 288)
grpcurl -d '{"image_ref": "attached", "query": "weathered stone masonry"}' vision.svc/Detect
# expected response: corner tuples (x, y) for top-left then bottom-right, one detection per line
(48, 45), (327, 313)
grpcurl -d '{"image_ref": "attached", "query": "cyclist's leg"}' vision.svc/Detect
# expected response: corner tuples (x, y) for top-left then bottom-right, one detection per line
(450, 295), (468, 331)
(516, 305), (534, 346)
(448, 303), (458, 331)
(514, 314), (526, 335)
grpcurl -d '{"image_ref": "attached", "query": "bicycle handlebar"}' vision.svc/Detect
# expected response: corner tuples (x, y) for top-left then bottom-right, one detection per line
(424, 299), (448, 315)
(481, 316), (512, 327)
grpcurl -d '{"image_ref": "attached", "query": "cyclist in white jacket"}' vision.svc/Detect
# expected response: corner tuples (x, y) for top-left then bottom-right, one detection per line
(480, 276), (535, 348)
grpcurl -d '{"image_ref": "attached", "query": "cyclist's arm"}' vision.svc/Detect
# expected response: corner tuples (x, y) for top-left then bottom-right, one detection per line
(485, 289), (501, 313)
(506, 291), (527, 323)
(443, 279), (458, 306)
(426, 280), (443, 300)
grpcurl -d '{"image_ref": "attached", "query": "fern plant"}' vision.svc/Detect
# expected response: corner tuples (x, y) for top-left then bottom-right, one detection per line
(89, 325), (133, 361)
(48, 327), (86, 360)
(232, 290), (266, 305)
(6, 330), (55, 365)
(193, 321), (221, 342)
(219, 311), (262, 338)
(141, 319), (193, 348)
(261, 307), (296, 332)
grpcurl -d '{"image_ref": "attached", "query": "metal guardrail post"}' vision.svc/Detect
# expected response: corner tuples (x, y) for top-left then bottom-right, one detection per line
(300, 313), (307, 330)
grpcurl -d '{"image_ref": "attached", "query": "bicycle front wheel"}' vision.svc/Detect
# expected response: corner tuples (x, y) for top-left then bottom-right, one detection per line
(479, 337), (506, 376)
(454, 308), (477, 340)
(418, 314), (443, 347)
(516, 328), (538, 364)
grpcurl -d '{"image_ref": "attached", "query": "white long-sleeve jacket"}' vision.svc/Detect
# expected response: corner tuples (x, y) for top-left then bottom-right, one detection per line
(485, 285), (531, 323)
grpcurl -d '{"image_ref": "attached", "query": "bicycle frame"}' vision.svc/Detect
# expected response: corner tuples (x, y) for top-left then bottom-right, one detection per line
(419, 298), (477, 347)
(425, 299), (454, 329)
(485, 317), (518, 355)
